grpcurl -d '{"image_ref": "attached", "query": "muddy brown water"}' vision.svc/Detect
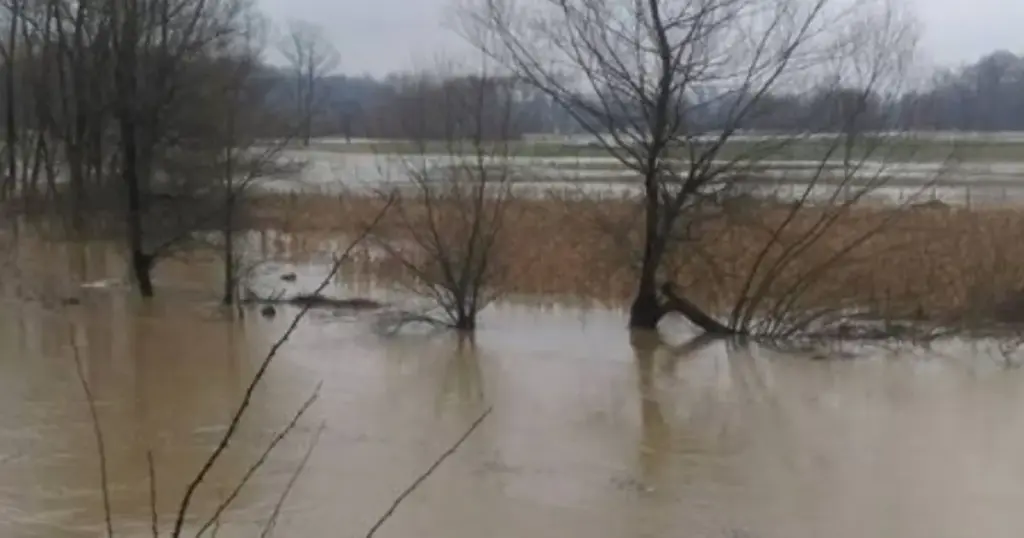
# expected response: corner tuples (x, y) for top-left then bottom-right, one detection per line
(3, 236), (1024, 537)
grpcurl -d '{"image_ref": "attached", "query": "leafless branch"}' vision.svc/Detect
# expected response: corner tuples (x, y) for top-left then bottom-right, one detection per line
(194, 384), (322, 537)
(170, 196), (393, 538)
(259, 421), (326, 538)
(148, 450), (159, 538)
(363, 406), (493, 538)
(368, 60), (518, 330)
(68, 327), (115, 538)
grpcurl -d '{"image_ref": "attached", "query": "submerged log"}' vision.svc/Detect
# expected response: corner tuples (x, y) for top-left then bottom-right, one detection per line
(286, 293), (383, 309)
(244, 291), (385, 311)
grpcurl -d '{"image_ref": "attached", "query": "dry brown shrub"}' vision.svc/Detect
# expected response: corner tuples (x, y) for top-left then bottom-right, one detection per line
(248, 192), (1024, 324)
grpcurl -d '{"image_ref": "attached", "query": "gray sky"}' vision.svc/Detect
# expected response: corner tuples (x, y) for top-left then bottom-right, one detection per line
(258, 0), (1024, 76)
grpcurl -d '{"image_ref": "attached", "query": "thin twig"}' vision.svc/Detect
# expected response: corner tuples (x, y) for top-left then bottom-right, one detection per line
(148, 450), (158, 538)
(364, 406), (493, 538)
(260, 421), (327, 538)
(194, 385), (322, 537)
(69, 329), (114, 538)
(171, 197), (393, 538)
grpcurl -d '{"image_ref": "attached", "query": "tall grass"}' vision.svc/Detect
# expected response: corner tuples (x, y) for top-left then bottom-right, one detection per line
(249, 192), (1024, 325)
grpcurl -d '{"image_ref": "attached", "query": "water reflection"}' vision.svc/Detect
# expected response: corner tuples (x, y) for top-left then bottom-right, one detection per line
(628, 330), (671, 490)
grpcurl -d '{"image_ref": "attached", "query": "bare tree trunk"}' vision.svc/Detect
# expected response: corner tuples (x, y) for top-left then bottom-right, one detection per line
(453, 308), (476, 331)
(222, 208), (235, 304)
(122, 121), (154, 296)
(5, 0), (19, 199)
(221, 117), (236, 306)
(222, 223), (235, 304)
(27, 133), (45, 200)
(629, 166), (666, 329)
(628, 272), (663, 329)
(41, 138), (58, 203)
(116, 16), (154, 297)
(302, 64), (314, 146)
(68, 148), (86, 226)
(132, 251), (155, 296)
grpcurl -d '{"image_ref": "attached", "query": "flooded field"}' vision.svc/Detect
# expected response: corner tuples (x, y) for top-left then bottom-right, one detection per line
(267, 150), (1024, 207)
(5, 237), (1024, 537)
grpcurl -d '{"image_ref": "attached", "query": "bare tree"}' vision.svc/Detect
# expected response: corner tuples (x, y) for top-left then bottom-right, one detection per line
(113, 0), (227, 295)
(279, 19), (339, 146)
(201, 10), (305, 306)
(46, 0), (119, 225)
(463, 0), (918, 334)
(105, 0), (291, 297)
(0, 0), (64, 206)
(0, 0), (310, 301)
(370, 60), (520, 330)
(3, 0), (21, 198)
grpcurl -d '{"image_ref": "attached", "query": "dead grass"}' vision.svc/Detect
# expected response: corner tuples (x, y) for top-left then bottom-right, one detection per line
(248, 191), (1024, 324)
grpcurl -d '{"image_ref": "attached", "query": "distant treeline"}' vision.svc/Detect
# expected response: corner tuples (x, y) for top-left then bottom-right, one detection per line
(254, 69), (583, 140)
(259, 49), (1024, 140)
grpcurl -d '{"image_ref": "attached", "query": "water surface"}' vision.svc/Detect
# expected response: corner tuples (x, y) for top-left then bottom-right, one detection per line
(2, 239), (1024, 537)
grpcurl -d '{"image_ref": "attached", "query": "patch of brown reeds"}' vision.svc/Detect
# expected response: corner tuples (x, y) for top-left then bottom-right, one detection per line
(248, 191), (1024, 324)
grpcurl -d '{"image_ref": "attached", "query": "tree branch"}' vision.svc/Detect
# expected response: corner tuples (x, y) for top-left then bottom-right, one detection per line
(363, 406), (493, 538)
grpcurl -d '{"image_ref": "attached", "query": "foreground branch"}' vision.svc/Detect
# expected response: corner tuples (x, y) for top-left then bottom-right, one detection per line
(148, 451), (158, 538)
(363, 406), (493, 538)
(69, 329), (115, 538)
(194, 385), (322, 536)
(171, 197), (393, 537)
(260, 422), (327, 538)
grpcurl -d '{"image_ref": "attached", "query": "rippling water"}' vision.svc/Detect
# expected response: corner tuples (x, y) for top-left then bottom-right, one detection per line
(3, 236), (1024, 538)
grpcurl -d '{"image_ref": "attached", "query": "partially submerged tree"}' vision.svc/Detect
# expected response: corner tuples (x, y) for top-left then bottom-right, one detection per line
(464, 0), (920, 334)
(0, 0), (66, 208)
(108, 0), (263, 295)
(205, 10), (305, 306)
(279, 19), (339, 146)
(104, 0), (300, 298)
(0, 0), (308, 299)
(370, 61), (521, 330)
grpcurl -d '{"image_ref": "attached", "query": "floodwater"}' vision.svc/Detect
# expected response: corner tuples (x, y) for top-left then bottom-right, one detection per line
(265, 150), (1024, 207)
(5, 236), (1024, 537)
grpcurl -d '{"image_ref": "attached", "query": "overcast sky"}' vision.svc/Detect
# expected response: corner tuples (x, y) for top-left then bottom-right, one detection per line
(257, 0), (1024, 76)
